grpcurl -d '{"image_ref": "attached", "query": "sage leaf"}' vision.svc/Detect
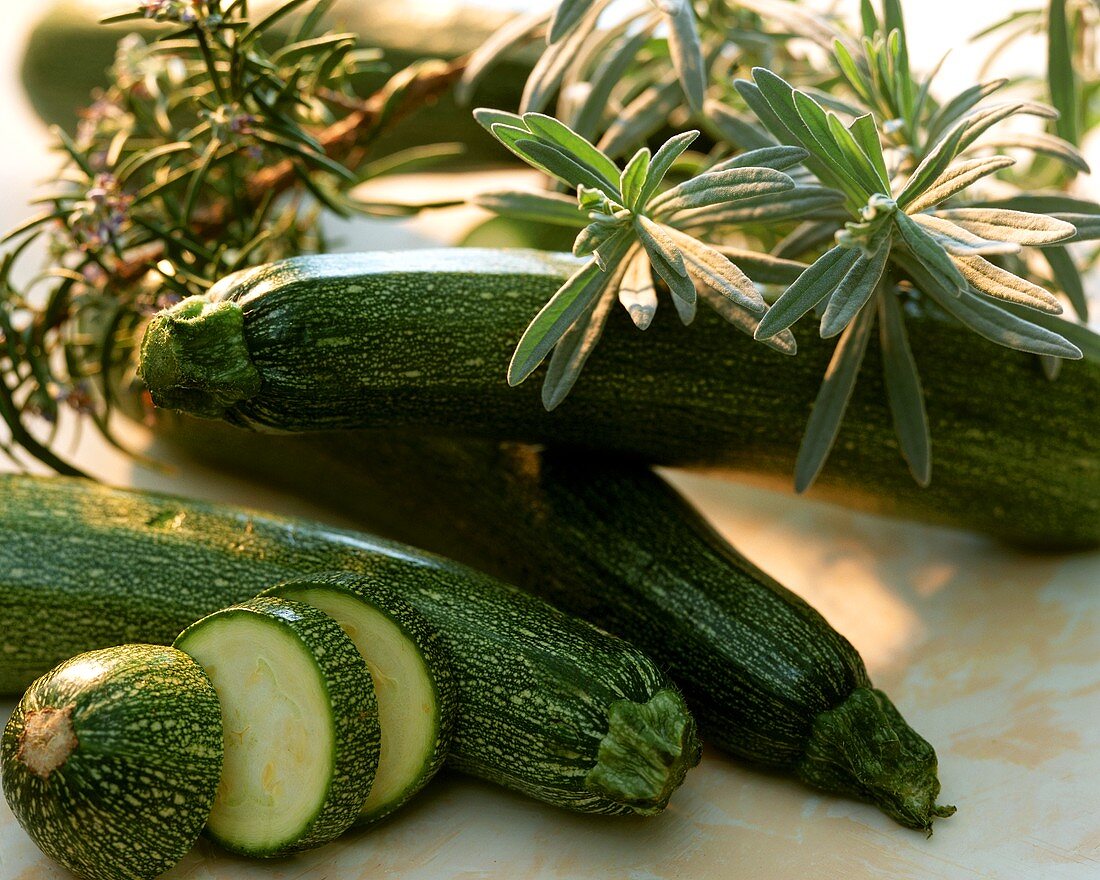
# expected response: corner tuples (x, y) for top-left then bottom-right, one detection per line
(617, 246), (658, 329)
(904, 156), (1016, 214)
(511, 137), (616, 193)
(794, 304), (876, 493)
(1041, 246), (1088, 321)
(911, 213), (1020, 256)
(652, 167), (796, 215)
(878, 292), (931, 486)
(520, 1), (608, 114)
(473, 190), (588, 227)
(970, 132), (1090, 174)
(925, 78), (1008, 143)
(912, 266), (1082, 359)
(952, 255), (1063, 314)
(755, 245), (861, 340)
(521, 113), (622, 192)
(848, 114), (891, 191)
(705, 100), (779, 151)
(620, 148), (652, 210)
(674, 186), (844, 230)
(934, 208), (1076, 245)
(820, 237), (890, 337)
(1047, 0), (1080, 146)
(657, 0), (707, 112)
(708, 145), (809, 173)
(458, 8), (551, 105)
(542, 286), (618, 411)
(665, 227), (766, 313)
(636, 130), (700, 205)
(599, 77), (683, 158)
(635, 217), (696, 318)
(894, 211), (968, 293)
(508, 231), (630, 385)
(548, 0), (598, 43)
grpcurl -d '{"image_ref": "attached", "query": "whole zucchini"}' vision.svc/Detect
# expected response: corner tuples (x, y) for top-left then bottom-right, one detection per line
(150, 417), (957, 831)
(138, 250), (1100, 548)
(0, 474), (700, 817)
(1, 644), (223, 880)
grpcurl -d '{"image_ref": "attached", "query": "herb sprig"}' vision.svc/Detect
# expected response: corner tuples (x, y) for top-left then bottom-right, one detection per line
(0, 0), (464, 473)
(470, 0), (1100, 491)
(474, 110), (842, 407)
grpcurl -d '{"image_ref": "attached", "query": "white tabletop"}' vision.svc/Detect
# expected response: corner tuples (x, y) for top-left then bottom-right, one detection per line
(3, 2), (1100, 876)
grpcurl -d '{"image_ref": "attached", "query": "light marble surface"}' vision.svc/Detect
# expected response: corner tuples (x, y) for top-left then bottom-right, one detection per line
(2, 2), (1100, 878)
(3, 452), (1099, 880)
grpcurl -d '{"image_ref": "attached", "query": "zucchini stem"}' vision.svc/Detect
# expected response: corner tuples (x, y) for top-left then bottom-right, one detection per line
(139, 295), (261, 419)
(585, 688), (702, 815)
(797, 687), (956, 832)
(17, 707), (78, 779)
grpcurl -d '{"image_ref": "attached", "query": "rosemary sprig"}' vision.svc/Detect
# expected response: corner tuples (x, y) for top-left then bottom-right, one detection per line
(0, 0), (464, 472)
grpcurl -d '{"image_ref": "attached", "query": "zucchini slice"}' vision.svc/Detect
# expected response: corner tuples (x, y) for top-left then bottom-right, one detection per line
(1, 474), (700, 816)
(1, 644), (222, 880)
(265, 572), (455, 827)
(173, 596), (379, 857)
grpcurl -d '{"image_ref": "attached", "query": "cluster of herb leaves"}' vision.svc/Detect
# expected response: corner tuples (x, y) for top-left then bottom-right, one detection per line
(0, 0), (460, 473)
(466, 0), (1100, 491)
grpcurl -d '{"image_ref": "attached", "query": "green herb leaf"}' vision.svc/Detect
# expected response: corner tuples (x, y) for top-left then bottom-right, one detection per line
(894, 211), (968, 293)
(820, 236), (891, 337)
(904, 156), (1016, 214)
(1041, 246), (1088, 320)
(542, 286), (617, 410)
(794, 304), (876, 493)
(952, 255), (1063, 314)
(508, 237), (629, 386)
(878, 291), (931, 486)
(933, 208), (1076, 245)
(756, 245), (862, 340)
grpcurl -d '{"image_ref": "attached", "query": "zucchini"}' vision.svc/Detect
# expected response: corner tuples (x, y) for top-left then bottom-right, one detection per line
(0, 474), (700, 816)
(151, 418), (958, 831)
(263, 572), (456, 826)
(1, 644), (222, 880)
(137, 249), (1100, 549)
(174, 596), (380, 857)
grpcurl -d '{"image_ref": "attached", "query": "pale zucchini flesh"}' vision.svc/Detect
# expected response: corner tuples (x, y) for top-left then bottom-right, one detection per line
(1, 474), (699, 817)
(268, 573), (456, 826)
(174, 596), (380, 857)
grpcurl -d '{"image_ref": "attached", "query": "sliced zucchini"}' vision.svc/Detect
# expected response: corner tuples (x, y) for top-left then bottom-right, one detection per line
(1, 644), (222, 880)
(173, 596), (379, 857)
(265, 572), (456, 826)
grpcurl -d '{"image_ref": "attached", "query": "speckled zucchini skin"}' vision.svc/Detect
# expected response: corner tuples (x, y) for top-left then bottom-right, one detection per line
(1, 644), (222, 880)
(174, 596), (379, 856)
(148, 422), (956, 829)
(139, 249), (1100, 548)
(264, 572), (457, 827)
(0, 475), (698, 816)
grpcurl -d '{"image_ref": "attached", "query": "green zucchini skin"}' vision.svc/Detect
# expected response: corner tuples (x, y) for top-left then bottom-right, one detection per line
(1, 645), (223, 880)
(138, 250), (1100, 549)
(0, 474), (699, 816)
(174, 596), (380, 857)
(149, 418), (956, 831)
(264, 572), (457, 827)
